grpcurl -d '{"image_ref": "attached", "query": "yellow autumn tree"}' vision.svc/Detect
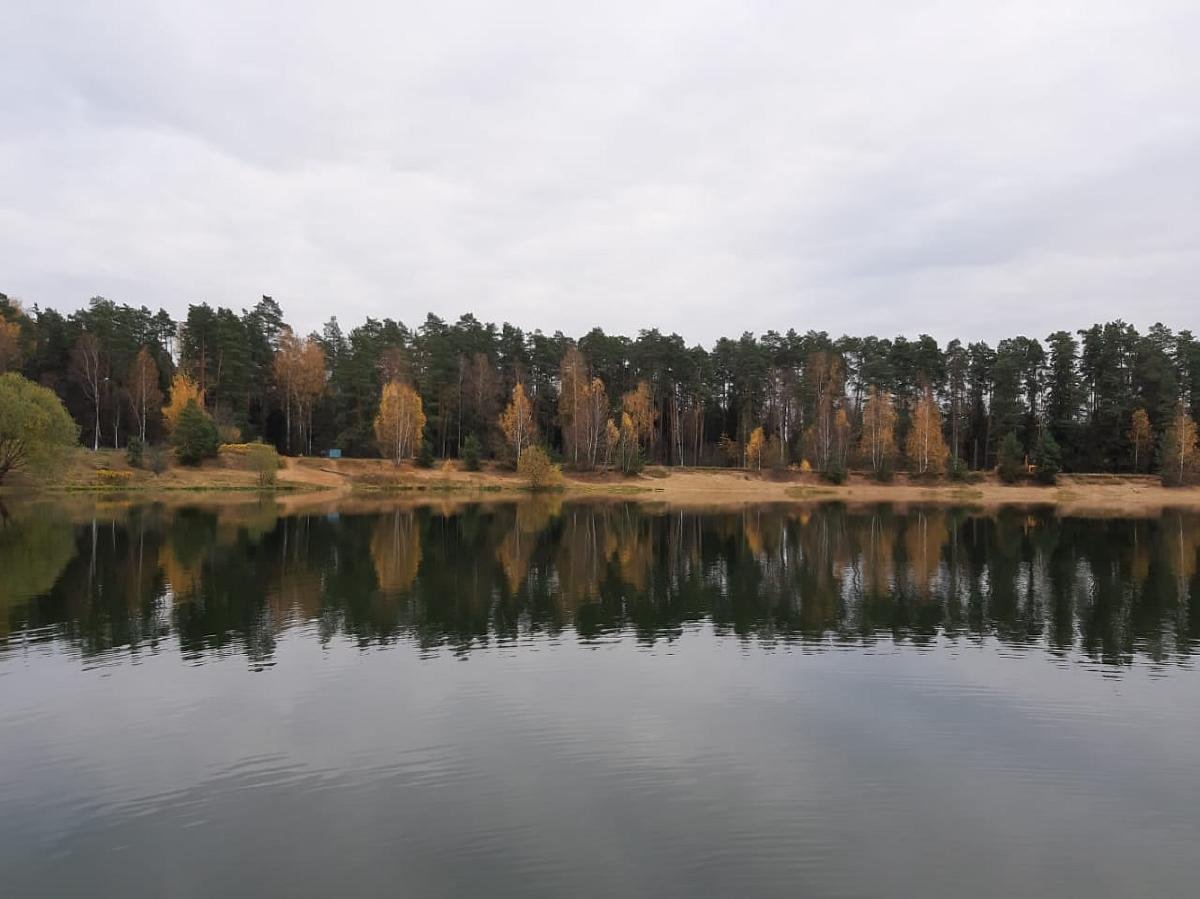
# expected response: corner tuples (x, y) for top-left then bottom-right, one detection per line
(558, 346), (588, 467)
(833, 408), (852, 471)
(745, 426), (765, 471)
(1161, 402), (1199, 487)
(374, 380), (426, 463)
(617, 411), (640, 474)
(603, 418), (620, 469)
(274, 329), (301, 452)
(0, 316), (21, 374)
(499, 382), (537, 463)
(275, 331), (326, 455)
(295, 339), (326, 455)
(1129, 407), (1153, 473)
(162, 373), (204, 435)
(906, 387), (949, 477)
(580, 378), (610, 469)
(805, 350), (845, 475)
(859, 386), (897, 478)
(621, 381), (656, 459)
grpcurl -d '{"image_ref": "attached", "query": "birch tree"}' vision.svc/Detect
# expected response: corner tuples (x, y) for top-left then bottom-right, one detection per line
(859, 386), (897, 478)
(906, 387), (949, 477)
(1161, 402), (1198, 486)
(374, 380), (426, 463)
(127, 347), (162, 443)
(499, 382), (536, 462)
(1128, 407), (1153, 473)
(70, 332), (105, 451)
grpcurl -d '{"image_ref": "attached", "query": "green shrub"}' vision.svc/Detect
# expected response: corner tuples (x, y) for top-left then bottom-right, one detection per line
(1032, 431), (1062, 485)
(0, 372), (79, 485)
(462, 434), (482, 471)
(997, 432), (1023, 484)
(126, 435), (144, 468)
(244, 442), (280, 486)
(820, 462), (846, 485)
(415, 440), (434, 469)
(148, 444), (169, 475)
(172, 400), (219, 466)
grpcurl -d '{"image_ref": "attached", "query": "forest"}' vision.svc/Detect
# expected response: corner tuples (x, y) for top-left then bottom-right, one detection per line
(1, 291), (1198, 480)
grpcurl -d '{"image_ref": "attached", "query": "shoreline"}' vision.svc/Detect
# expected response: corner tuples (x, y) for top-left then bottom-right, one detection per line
(4, 450), (1200, 515)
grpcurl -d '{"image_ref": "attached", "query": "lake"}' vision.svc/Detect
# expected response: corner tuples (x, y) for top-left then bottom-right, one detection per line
(2, 497), (1199, 897)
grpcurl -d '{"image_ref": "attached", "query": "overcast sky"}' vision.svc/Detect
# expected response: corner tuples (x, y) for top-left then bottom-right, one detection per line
(2, 0), (1197, 345)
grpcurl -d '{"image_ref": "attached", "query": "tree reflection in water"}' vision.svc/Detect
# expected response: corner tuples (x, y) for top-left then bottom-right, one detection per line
(2, 499), (1197, 668)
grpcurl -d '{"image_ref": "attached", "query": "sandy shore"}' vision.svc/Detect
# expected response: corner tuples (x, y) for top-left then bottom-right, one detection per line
(5, 450), (1200, 517)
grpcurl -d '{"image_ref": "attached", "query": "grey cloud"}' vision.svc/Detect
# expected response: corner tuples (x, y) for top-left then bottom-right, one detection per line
(1, 0), (1198, 344)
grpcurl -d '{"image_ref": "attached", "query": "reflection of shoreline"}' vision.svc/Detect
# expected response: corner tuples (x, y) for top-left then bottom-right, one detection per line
(5, 486), (1200, 532)
(2, 500), (1197, 671)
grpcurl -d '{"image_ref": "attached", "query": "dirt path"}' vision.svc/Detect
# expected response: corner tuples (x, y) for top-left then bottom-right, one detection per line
(277, 457), (353, 490)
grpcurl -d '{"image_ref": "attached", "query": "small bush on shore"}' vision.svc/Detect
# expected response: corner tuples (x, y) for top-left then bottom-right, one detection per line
(462, 434), (482, 471)
(148, 444), (169, 475)
(415, 440), (434, 469)
(94, 468), (133, 486)
(173, 400), (219, 466)
(518, 446), (562, 490)
(126, 436), (144, 468)
(820, 463), (846, 485)
(997, 433), (1024, 484)
(1032, 431), (1062, 485)
(244, 442), (280, 486)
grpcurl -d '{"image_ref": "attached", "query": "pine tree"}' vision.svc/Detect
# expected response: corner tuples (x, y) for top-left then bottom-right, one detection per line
(462, 433), (482, 471)
(998, 432), (1024, 484)
(172, 400), (219, 465)
(1032, 430), (1062, 485)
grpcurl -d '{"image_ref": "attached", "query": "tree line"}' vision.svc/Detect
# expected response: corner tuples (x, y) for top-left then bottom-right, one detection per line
(2, 291), (1198, 481)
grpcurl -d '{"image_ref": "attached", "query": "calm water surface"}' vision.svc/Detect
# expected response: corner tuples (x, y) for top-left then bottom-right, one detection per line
(2, 498), (1199, 897)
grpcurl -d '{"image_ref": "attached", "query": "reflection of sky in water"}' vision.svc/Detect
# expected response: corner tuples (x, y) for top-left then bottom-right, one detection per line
(3, 628), (1198, 897)
(1, 501), (1198, 896)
